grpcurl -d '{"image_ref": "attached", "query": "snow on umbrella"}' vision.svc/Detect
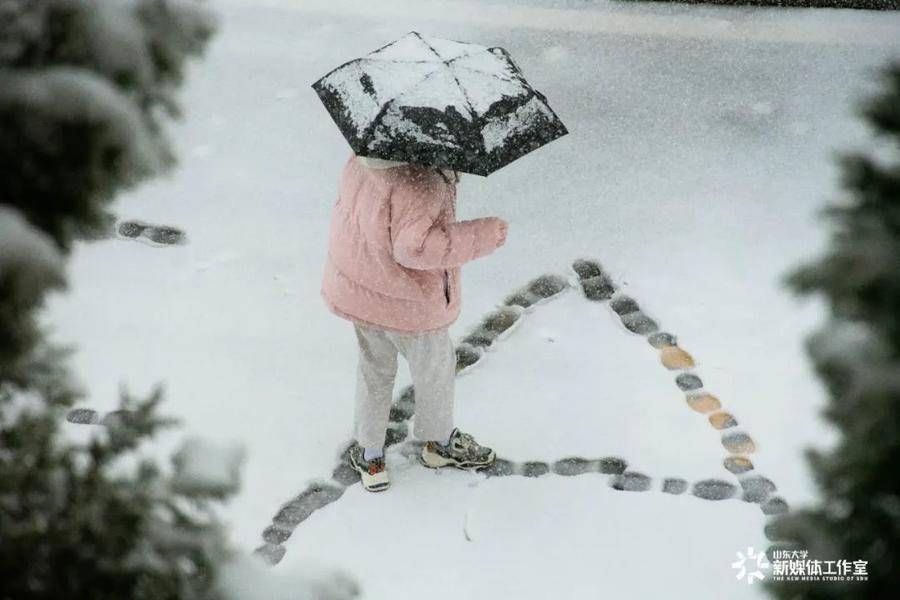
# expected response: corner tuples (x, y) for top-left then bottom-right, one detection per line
(312, 32), (568, 176)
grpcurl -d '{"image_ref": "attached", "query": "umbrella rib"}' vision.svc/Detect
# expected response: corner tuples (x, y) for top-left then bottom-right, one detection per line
(411, 34), (478, 124)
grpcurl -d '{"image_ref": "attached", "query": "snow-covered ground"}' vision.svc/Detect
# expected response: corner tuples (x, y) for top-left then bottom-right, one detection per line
(47, 0), (900, 598)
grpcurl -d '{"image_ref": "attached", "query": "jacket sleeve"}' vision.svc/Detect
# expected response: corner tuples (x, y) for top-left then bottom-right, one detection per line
(390, 181), (499, 271)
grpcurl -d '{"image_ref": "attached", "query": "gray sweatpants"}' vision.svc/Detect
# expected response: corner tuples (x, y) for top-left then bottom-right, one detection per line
(353, 324), (455, 449)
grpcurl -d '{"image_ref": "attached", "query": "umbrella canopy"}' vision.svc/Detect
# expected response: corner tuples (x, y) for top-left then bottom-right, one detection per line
(312, 32), (568, 176)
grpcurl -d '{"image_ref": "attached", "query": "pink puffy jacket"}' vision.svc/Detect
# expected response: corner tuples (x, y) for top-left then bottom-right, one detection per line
(321, 155), (503, 333)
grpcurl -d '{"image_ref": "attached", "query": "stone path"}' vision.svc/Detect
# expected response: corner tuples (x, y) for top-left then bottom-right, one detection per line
(64, 257), (792, 567)
(115, 220), (187, 246)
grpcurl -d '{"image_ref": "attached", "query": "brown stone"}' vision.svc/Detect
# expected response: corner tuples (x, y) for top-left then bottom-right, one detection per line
(686, 393), (721, 413)
(660, 346), (695, 370)
(708, 411), (738, 429)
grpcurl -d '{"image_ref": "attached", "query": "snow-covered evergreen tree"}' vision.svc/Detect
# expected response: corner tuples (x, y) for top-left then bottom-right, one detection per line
(0, 1), (238, 598)
(1, 3), (358, 597)
(768, 64), (900, 599)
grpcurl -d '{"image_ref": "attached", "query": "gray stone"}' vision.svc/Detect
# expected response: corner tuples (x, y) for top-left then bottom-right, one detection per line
(648, 332), (677, 348)
(611, 471), (651, 492)
(552, 457), (595, 476)
(572, 258), (605, 280)
(262, 524), (292, 544)
(610, 295), (640, 315)
(253, 543), (285, 565)
(462, 328), (496, 348)
(520, 461), (550, 477)
(504, 291), (538, 309)
(146, 225), (186, 245)
(331, 461), (359, 486)
(582, 275), (616, 301)
(389, 400), (414, 423)
(598, 457), (627, 474)
(761, 496), (790, 516)
(662, 478), (688, 494)
(118, 221), (145, 238)
(527, 275), (568, 299)
(692, 479), (738, 500)
(455, 344), (481, 372)
(482, 307), (521, 335)
(384, 422), (408, 447)
(274, 483), (344, 528)
(66, 408), (100, 425)
(676, 373), (704, 391)
(482, 458), (516, 477)
(621, 312), (659, 335)
(740, 476), (776, 503)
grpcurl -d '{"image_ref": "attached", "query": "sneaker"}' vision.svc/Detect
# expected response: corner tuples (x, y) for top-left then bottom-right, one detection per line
(420, 428), (495, 470)
(348, 445), (390, 492)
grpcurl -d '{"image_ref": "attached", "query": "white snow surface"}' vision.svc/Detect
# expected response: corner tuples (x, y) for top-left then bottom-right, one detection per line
(45, 0), (900, 598)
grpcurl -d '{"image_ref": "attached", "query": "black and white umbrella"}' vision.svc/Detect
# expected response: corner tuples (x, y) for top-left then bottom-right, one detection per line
(312, 32), (568, 176)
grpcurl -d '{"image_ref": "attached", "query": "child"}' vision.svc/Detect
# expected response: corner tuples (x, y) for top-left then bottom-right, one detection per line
(321, 154), (507, 492)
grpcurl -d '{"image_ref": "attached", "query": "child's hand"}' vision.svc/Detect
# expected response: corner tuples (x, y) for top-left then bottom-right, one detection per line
(494, 218), (508, 248)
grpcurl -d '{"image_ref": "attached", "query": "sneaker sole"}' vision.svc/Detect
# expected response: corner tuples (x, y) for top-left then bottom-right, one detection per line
(419, 450), (496, 471)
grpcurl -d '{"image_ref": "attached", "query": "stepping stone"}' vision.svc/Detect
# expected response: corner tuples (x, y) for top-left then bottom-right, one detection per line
(455, 344), (481, 372)
(761, 496), (790, 516)
(462, 328), (495, 348)
(147, 226), (186, 245)
(384, 422), (408, 447)
(117, 221), (145, 237)
(527, 275), (568, 299)
(662, 478), (688, 494)
(621, 312), (658, 335)
(660, 346), (695, 370)
(598, 456), (627, 474)
(552, 457), (595, 476)
(708, 411), (738, 429)
(740, 476), (776, 503)
(482, 458), (516, 477)
(520, 461), (550, 478)
(648, 332), (677, 349)
(572, 258), (605, 280)
(610, 295), (640, 316)
(482, 307), (522, 335)
(389, 400), (414, 423)
(611, 471), (651, 492)
(253, 543), (285, 566)
(117, 220), (187, 245)
(722, 432), (756, 454)
(686, 393), (721, 414)
(331, 461), (359, 487)
(504, 290), (539, 309)
(723, 456), (754, 474)
(66, 408), (100, 425)
(274, 484), (344, 528)
(397, 385), (415, 407)
(692, 479), (737, 501)
(676, 373), (703, 391)
(262, 524), (292, 545)
(581, 275), (616, 301)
